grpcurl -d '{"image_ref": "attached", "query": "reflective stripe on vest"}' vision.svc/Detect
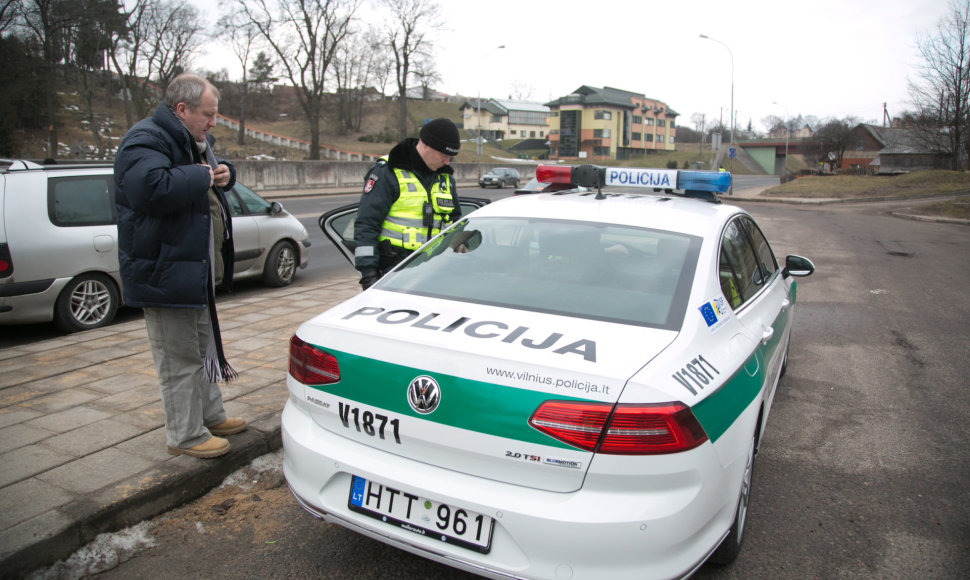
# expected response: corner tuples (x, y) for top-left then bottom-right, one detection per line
(380, 168), (455, 250)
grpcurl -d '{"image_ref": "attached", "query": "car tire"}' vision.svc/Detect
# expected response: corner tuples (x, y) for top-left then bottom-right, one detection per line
(710, 432), (755, 566)
(53, 273), (120, 333)
(263, 241), (297, 287)
(498, 180), (504, 189)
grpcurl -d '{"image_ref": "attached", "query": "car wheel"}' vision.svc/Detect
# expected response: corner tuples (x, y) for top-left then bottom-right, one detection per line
(263, 241), (297, 287)
(53, 273), (119, 333)
(498, 180), (505, 189)
(710, 432), (755, 566)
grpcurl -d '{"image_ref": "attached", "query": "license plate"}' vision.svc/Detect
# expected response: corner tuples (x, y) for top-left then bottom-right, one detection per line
(348, 475), (494, 553)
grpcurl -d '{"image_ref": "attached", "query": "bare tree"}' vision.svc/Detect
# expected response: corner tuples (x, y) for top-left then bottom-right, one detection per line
(0, 0), (18, 34)
(691, 112), (707, 153)
(109, 0), (152, 126)
(410, 53), (440, 100)
(234, 0), (360, 160)
(379, 0), (442, 139)
(508, 81), (535, 101)
(909, 0), (970, 169)
(18, 0), (75, 157)
(143, 0), (202, 89)
(369, 46), (393, 98)
(814, 117), (857, 170)
(333, 27), (384, 134)
(219, 16), (262, 145)
(107, 0), (201, 125)
(761, 114), (783, 135)
(66, 0), (126, 158)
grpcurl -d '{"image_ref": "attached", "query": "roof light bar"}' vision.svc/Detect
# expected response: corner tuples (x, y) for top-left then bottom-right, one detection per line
(534, 164), (732, 199)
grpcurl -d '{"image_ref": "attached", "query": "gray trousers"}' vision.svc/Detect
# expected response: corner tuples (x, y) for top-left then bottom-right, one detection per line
(144, 307), (227, 449)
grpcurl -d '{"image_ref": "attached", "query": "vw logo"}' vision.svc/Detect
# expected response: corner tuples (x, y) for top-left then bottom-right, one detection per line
(407, 375), (441, 414)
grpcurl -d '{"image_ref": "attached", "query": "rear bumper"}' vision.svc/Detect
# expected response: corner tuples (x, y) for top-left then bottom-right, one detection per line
(0, 278), (65, 324)
(282, 398), (735, 580)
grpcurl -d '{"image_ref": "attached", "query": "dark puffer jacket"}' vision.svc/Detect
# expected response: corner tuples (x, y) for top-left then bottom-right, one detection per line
(114, 102), (236, 309)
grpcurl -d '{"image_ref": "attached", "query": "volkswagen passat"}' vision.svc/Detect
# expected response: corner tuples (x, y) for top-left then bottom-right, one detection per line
(283, 164), (814, 579)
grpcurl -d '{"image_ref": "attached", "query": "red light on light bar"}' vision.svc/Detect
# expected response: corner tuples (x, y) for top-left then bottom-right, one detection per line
(536, 165), (572, 184)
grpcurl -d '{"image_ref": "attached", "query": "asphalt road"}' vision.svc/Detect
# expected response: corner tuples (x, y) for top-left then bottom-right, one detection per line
(30, 196), (970, 579)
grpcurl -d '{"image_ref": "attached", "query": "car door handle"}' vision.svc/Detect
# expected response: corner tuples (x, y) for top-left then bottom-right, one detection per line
(781, 298), (790, 311)
(761, 325), (775, 345)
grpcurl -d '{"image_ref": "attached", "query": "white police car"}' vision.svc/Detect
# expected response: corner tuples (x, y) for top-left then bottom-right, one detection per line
(283, 165), (815, 579)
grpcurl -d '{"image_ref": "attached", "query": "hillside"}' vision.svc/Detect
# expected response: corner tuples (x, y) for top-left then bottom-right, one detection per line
(16, 75), (760, 172)
(16, 81), (468, 161)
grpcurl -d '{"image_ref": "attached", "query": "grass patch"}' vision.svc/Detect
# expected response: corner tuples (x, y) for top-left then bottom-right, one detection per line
(900, 198), (970, 220)
(764, 170), (970, 199)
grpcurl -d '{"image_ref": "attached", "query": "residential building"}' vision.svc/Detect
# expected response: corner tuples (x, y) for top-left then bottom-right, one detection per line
(842, 124), (946, 174)
(769, 124), (813, 140)
(544, 86), (678, 160)
(458, 99), (551, 141)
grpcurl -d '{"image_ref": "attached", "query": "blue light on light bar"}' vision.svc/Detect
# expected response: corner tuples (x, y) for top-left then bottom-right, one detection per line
(676, 170), (732, 194)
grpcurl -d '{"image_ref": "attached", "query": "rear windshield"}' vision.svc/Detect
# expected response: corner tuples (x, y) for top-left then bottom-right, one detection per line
(380, 217), (700, 330)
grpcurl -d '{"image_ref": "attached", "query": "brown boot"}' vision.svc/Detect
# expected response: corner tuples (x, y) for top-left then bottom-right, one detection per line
(207, 417), (248, 436)
(167, 436), (230, 458)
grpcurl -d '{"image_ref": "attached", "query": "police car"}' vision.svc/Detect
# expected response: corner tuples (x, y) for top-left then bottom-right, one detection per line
(283, 164), (815, 579)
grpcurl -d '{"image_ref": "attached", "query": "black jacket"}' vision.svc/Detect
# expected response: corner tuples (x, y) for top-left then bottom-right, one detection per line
(114, 102), (237, 308)
(353, 138), (460, 274)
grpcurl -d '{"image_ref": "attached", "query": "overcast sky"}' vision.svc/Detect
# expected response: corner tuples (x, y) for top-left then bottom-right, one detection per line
(194, 0), (953, 131)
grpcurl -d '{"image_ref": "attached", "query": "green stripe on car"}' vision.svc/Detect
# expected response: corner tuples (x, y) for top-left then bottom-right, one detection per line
(308, 348), (589, 449)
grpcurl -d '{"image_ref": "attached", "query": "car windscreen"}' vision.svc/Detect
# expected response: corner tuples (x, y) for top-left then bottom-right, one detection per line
(379, 217), (701, 330)
(228, 182), (271, 216)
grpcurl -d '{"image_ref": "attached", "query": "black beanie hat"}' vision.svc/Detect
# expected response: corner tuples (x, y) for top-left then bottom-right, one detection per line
(420, 118), (460, 156)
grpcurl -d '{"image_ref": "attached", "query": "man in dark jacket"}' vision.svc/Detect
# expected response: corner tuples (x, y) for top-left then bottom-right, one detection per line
(115, 73), (246, 459)
(354, 118), (462, 290)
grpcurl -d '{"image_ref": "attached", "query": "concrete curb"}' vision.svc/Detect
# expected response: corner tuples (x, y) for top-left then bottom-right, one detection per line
(890, 212), (970, 225)
(0, 418), (282, 579)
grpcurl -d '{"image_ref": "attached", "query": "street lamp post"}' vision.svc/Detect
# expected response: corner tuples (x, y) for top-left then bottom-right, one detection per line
(772, 101), (790, 178)
(699, 34), (734, 145)
(477, 45), (505, 179)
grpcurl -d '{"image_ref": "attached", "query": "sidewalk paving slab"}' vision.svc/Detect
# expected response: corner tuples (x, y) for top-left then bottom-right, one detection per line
(0, 276), (358, 579)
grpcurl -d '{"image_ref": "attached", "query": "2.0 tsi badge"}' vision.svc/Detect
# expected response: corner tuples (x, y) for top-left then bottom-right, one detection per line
(407, 375), (440, 414)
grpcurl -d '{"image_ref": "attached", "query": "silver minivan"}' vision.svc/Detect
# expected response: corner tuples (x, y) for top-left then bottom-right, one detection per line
(0, 159), (310, 333)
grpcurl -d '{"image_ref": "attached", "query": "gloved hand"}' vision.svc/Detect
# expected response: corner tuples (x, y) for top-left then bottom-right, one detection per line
(359, 270), (380, 290)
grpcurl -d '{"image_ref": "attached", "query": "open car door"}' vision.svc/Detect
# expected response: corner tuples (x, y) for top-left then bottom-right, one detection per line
(318, 197), (492, 265)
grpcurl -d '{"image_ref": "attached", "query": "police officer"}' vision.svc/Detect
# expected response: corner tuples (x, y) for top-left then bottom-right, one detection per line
(354, 118), (462, 290)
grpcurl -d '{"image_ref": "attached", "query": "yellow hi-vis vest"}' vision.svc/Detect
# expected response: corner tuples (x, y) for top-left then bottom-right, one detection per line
(380, 167), (455, 250)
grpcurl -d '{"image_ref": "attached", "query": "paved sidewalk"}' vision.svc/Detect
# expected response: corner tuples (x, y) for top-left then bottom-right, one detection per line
(0, 276), (359, 579)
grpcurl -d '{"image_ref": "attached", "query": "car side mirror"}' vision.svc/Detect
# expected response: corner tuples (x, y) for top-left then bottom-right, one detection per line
(270, 201), (283, 215)
(782, 254), (815, 278)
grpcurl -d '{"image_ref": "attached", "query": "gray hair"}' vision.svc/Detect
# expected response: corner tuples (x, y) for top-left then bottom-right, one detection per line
(163, 73), (219, 110)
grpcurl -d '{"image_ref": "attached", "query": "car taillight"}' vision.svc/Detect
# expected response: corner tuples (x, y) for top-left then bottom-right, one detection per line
(0, 244), (13, 279)
(289, 335), (340, 385)
(529, 400), (708, 455)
